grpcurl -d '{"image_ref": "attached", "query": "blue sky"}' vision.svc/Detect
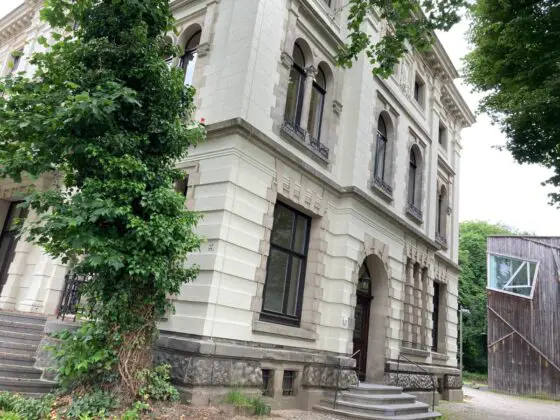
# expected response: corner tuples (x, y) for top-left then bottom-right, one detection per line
(1, 1), (559, 235)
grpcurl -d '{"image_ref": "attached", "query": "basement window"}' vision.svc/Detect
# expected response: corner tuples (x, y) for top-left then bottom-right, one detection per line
(282, 371), (297, 396)
(488, 253), (539, 299)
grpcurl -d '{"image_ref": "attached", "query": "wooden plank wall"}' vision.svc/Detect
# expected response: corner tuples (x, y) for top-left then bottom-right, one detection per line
(487, 237), (560, 398)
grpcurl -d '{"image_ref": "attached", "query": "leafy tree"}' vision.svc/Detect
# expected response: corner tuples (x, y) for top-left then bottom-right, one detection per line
(458, 221), (517, 373)
(0, 0), (203, 393)
(465, 0), (560, 205)
(339, 0), (465, 77)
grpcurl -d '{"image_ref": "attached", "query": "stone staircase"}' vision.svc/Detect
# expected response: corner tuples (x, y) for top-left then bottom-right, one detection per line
(314, 383), (440, 419)
(0, 311), (56, 396)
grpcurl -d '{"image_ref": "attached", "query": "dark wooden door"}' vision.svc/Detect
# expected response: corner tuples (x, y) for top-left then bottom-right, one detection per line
(0, 202), (26, 294)
(353, 294), (371, 380)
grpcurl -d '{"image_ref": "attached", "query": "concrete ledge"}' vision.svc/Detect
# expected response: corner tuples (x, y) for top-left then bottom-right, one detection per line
(252, 320), (317, 341)
(387, 361), (460, 376)
(431, 351), (449, 362)
(400, 347), (430, 358)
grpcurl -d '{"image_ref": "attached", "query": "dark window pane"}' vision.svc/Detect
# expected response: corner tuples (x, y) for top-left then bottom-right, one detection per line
(293, 215), (308, 254)
(286, 256), (302, 316)
(374, 136), (386, 179)
(263, 249), (289, 313)
(271, 205), (294, 248)
(307, 86), (325, 140)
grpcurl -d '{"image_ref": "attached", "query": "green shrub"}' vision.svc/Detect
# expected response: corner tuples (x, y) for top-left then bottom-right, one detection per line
(0, 392), (54, 420)
(224, 389), (271, 416)
(0, 411), (22, 420)
(120, 401), (151, 420)
(137, 364), (179, 402)
(49, 323), (119, 390)
(65, 390), (118, 419)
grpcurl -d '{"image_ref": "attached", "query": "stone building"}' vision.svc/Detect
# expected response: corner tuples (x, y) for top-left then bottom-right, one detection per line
(0, 0), (473, 410)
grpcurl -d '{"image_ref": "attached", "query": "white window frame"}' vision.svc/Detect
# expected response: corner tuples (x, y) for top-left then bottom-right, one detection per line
(487, 252), (540, 300)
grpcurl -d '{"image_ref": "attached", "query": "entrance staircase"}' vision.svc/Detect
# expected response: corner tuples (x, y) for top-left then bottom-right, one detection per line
(314, 383), (440, 420)
(0, 311), (56, 396)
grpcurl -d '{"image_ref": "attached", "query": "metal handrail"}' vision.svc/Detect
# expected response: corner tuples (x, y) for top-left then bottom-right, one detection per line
(396, 353), (437, 412)
(333, 349), (360, 409)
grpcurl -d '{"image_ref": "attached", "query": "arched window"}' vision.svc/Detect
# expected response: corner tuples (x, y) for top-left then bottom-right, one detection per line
(284, 43), (306, 134)
(374, 116), (388, 181)
(180, 30), (201, 86)
(307, 67), (326, 142)
(408, 149), (418, 206)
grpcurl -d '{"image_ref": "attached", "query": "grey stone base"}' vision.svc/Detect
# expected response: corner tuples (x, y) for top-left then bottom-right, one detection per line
(155, 333), (357, 409)
(442, 387), (463, 401)
(385, 372), (437, 391)
(409, 390), (440, 407)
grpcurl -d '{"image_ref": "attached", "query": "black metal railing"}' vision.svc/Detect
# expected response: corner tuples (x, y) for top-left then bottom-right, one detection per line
(435, 233), (448, 249)
(373, 176), (393, 196)
(281, 120), (306, 142)
(333, 348), (360, 409)
(57, 272), (89, 321)
(309, 134), (330, 159)
(396, 353), (437, 412)
(407, 203), (423, 221)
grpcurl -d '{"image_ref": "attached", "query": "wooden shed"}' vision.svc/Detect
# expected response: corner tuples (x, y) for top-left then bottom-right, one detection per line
(487, 236), (560, 398)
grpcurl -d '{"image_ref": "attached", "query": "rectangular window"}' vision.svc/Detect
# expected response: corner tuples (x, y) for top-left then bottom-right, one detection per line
(175, 175), (189, 197)
(488, 253), (538, 298)
(432, 282), (440, 352)
(9, 49), (23, 74)
(414, 75), (425, 106)
(282, 371), (297, 396)
(438, 124), (447, 149)
(261, 203), (311, 325)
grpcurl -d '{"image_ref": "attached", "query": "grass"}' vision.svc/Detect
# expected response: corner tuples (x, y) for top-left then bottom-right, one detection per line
(224, 389), (271, 416)
(463, 371), (488, 385)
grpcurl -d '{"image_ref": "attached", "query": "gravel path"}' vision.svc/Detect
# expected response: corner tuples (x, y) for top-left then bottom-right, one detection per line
(439, 386), (560, 420)
(273, 409), (344, 419)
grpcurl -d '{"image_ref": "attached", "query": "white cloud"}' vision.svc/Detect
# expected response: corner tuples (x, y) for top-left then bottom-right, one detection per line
(1, 2), (557, 234)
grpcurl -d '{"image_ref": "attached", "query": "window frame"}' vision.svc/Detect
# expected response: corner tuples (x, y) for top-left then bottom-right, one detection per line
(408, 149), (417, 206)
(284, 44), (307, 135)
(436, 187), (446, 235)
(487, 251), (540, 300)
(307, 67), (327, 143)
(261, 202), (311, 326)
(431, 282), (440, 352)
(374, 116), (388, 182)
(180, 30), (201, 86)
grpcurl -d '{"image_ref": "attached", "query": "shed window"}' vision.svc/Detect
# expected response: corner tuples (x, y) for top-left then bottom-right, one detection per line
(488, 253), (538, 298)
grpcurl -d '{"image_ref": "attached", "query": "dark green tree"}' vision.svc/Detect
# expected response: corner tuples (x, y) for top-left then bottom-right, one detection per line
(339, 0), (465, 77)
(0, 0), (203, 393)
(458, 221), (517, 373)
(465, 0), (560, 205)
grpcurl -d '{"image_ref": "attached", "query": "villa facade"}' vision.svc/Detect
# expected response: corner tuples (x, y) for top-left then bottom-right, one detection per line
(0, 0), (474, 409)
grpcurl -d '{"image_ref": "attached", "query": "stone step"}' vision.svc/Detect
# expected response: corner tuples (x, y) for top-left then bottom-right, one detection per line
(0, 328), (43, 344)
(0, 364), (43, 379)
(0, 351), (36, 367)
(0, 311), (47, 326)
(0, 376), (56, 394)
(348, 384), (404, 395)
(321, 400), (430, 417)
(0, 340), (39, 356)
(338, 391), (417, 405)
(314, 405), (441, 420)
(0, 319), (45, 334)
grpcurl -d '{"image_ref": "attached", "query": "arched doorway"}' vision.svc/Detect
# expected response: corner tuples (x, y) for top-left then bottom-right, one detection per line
(353, 262), (372, 380)
(352, 255), (389, 382)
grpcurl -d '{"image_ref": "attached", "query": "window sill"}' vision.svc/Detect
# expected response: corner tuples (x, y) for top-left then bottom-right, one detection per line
(431, 351), (449, 361)
(370, 177), (394, 203)
(401, 346), (430, 358)
(406, 204), (423, 224)
(253, 320), (317, 342)
(280, 122), (329, 166)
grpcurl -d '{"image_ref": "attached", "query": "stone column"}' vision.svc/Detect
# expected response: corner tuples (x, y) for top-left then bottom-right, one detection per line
(16, 249), (55, 313)
(404, 259), (414, 345)
(422, 268), (431, 350)
(413, 264), (422, 347)
(0, 237), (33, 310)
(298, 66), (317, 132)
